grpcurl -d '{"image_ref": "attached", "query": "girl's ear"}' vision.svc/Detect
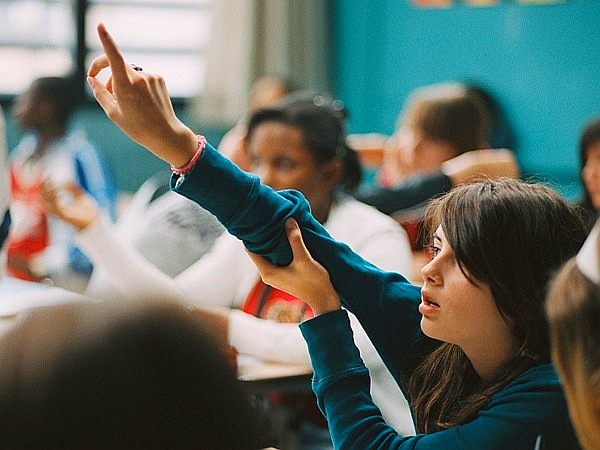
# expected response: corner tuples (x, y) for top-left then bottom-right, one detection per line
(322, 158), (344, 189)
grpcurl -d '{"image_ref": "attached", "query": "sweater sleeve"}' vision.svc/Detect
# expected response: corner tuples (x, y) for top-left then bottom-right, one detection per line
(300, 311), (580, 450)
(77, 215), (187, 304)
(171, 144), (424, 381)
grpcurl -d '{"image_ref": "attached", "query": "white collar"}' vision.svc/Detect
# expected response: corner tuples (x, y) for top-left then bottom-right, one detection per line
(576, 220), (600, 284)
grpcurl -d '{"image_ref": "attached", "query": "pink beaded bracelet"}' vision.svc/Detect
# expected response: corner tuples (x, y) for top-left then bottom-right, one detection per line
(170, 135), (207, 176)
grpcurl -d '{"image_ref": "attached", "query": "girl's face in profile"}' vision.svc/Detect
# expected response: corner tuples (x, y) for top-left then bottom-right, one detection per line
(582, 141), (600, 210)
(419, 226), (515, 371)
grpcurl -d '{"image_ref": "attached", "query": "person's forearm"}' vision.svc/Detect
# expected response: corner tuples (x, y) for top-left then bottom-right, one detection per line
(172, 144), (424, 380)
(229, 310), (311, 364)
(77, 216), (187, 304)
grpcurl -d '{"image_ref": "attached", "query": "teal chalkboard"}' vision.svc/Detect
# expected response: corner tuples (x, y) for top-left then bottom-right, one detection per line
(331, 0), (600, 199)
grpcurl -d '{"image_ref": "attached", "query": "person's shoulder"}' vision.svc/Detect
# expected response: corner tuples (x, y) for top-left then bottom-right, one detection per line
(492, 362), (563, 403)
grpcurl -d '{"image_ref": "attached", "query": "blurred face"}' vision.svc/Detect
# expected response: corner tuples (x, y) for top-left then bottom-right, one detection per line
(419, 226), (515, 371)
(582, 142), (600, 210)
(12, 84), (46, 130)
(388, 127), (457, 178)
(247, 122), (339, 223)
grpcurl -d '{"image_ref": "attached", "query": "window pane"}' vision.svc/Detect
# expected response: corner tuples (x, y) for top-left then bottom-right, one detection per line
(0, 48), (73, 94)
(86, 5), (212, 51)
(0, 0), (213, 99)
(86, 1), (214, 98)
(0, 0), (74, 96)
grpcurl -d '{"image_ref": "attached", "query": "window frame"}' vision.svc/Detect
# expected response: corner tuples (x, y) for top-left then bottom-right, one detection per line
(0, 0), (212, 105)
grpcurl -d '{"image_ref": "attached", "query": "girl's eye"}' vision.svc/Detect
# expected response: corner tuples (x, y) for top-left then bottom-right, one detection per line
(427, 245), (441, 259)
(275, 159), (295, 170)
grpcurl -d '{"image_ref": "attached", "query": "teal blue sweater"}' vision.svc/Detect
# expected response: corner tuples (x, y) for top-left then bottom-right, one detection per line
(172, 143), (580, 450)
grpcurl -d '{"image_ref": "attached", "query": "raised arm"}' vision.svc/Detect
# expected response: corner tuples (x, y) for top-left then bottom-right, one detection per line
(87, 24), (198, 169)
(87, 24), (423, 378)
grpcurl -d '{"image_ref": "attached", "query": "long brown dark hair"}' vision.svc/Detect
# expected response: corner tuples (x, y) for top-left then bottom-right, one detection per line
(409, 178), (586, 433)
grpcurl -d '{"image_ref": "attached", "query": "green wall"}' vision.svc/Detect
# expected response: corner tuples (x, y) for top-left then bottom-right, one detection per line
(330, 0), (600, 200)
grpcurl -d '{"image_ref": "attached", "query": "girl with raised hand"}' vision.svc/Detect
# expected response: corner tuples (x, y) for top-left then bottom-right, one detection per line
(86, 23), (584, 449)
(43, 93), (417, 437)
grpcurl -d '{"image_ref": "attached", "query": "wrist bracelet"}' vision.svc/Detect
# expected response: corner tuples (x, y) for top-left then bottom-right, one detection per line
(171, 135), (206, 176)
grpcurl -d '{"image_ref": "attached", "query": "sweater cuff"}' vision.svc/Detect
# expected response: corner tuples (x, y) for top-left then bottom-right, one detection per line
(299, 309), (365, 379)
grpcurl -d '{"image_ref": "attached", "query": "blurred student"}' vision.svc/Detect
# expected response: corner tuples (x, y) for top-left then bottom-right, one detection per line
(361, 82), (495, 251)
(0, 300), (269, 449)
(376, 82), (491, 188)
(7, 76), (117, 292)
(358, 83), (518, 218)
(578, 117), (600, 232)
(0, 105), (86, 307)
(546, 220), (600, 450)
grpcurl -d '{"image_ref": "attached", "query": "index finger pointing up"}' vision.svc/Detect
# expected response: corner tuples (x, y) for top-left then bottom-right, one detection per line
(95, 23), (129, 83)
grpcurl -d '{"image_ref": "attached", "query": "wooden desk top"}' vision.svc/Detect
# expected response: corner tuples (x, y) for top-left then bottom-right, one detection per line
(238, 354), (312, 382)
(237, 354), (313, 393)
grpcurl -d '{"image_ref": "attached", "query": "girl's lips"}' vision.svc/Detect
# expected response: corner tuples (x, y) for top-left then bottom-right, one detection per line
(419, 294), (440, 316)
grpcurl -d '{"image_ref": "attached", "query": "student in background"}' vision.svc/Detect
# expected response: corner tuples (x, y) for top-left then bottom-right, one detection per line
(43, 92), (416, 443)
(84, 24), (584, 449)
(578, 117), (600, 233)
(0, 300), (270, 449)
(7, 76), (117, 292)
(376, 82), (491, 188)
(546, 220), (600, 450)
(361, 82), (493, 252)
(0, 105), (89, 304)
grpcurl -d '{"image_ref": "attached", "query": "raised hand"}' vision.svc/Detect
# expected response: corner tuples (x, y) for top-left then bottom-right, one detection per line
(41, 181), (100, 231)
(246, 219), (342, 317)
(87, 23), (198, 168)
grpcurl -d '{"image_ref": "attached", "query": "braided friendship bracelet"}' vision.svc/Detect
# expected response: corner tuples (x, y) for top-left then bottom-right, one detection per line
(171, 135), (207, 176)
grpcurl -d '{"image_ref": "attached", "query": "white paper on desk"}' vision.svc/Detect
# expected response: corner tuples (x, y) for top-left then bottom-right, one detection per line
(237, 354), (313, 381)
(0, 279), (91, 317)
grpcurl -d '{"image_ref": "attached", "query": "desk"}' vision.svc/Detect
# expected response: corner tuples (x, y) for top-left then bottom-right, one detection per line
(238, 355), (316, 448)
(238, 354), (313, 393)
(0, 278), (91, 336)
